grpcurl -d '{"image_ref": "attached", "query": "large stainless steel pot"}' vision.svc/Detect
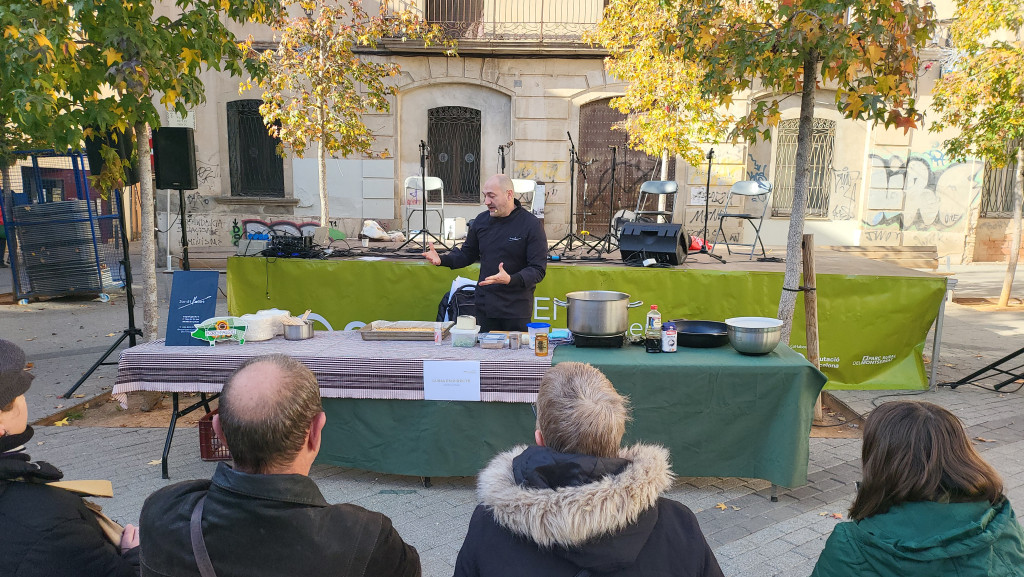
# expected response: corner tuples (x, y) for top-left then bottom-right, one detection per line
(554, 291), (643, 337)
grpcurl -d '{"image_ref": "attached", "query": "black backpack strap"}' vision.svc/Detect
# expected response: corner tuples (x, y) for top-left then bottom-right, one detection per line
(190, 495), (217, 577)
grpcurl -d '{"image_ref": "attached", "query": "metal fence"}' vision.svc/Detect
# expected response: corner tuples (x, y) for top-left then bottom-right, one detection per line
(394, 0), (603, 42)
(771, 118), (836, 218)
(1, 151), (126, 301)
(980, 141), (1021, 217)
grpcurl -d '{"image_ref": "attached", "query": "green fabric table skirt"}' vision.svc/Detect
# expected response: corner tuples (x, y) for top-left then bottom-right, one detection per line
(318, 343), (826, 487)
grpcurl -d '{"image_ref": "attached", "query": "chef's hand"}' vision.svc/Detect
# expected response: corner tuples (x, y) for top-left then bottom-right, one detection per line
(121, 524), (140, 553)
(480, 262), (511, 286)
(422, 242), (441, 266)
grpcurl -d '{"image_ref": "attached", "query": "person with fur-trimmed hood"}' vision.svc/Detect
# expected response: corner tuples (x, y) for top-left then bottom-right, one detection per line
(453, 361), (724, 577)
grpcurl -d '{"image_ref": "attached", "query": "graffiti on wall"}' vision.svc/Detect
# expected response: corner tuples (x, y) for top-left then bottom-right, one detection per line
(233, 218), (343, 245)
(865, 149), (979, 233)
(513, 161), (562, 183)
(830, 167), (861, 221)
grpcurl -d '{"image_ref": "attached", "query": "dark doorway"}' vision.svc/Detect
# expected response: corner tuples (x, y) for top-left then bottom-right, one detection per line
(428, 106), (481, 203)
(576, 99), (674, 236)
(226, 99), (285, 197)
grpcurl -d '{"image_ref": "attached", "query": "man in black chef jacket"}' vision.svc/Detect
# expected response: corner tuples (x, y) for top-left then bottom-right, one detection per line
(423, 173), (547, 333)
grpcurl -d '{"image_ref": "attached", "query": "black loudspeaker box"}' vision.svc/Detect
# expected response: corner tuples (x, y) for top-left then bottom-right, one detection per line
(618, 222), (689, 266)
(153, 127), (198, 190)
(85, 127), (140, 186)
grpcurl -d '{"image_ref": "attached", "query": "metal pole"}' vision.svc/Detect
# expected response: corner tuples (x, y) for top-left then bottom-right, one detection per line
(929, 277), (956, 390)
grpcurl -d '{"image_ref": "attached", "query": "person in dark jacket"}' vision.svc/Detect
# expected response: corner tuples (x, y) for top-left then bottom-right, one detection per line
(453, 361), (724, 577)
(812, 401), (1024, 577)
(0, 338), (140, 577)
(422, 173), (547, 332)
(139, 354), (420, 577)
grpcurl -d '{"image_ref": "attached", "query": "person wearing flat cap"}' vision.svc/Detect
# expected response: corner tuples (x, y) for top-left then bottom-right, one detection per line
(0, 338), (141, 577)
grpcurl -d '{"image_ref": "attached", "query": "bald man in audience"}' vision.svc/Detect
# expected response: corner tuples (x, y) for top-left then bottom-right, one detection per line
(423, 173), (547, 333)
(139, 354), (420, 577)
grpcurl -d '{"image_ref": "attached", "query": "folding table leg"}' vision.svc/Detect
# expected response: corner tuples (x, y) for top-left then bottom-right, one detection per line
(770, 484), (779, 502)
(161, 393), (180, 480)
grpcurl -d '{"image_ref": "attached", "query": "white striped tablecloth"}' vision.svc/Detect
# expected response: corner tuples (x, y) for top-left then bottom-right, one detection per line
(113, 331), (553, 406)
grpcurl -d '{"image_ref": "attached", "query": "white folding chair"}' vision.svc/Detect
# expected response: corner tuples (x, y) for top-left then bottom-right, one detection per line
(712, 180), (773, 260)
(510, 179), (536, 210)
(403, 176), (445, 237)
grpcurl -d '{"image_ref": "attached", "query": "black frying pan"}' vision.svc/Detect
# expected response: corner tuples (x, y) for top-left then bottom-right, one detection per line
(668, 319), (730, 348)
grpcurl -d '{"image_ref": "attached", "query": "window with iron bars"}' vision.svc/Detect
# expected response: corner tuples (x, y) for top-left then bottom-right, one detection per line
(227, 99), (285, 198)
(980, 140), (1021, 217)
(771, 118), (836, 218)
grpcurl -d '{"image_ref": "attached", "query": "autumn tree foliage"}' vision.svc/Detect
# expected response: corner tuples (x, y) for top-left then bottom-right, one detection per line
(664, 0), (935, 341)
(932, 0), (1024, 307)
(248, 0), (450, 226)
(591, 0), (730, 167)
(1, 0), (283, 348)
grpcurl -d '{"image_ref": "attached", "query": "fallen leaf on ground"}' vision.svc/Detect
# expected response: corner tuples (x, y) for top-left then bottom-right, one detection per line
(974, 437), (995, 442)
(715, 503), (728, 510)
(74, 394), (85, 398)
(105, 333), (116, 337)
(830, 513), (843, 519)
(25, 337), (35, 341)
(819, 512), (829, 516)
(36, 442), (44, 446)
(146, 459), (162, 466)
(731, 506), (741, 511)
(25, 362), (34, 369)
(53, 418), (70, 427)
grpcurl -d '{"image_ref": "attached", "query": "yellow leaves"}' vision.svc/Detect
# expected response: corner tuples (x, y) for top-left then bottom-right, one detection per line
(864, 44), (884, 63)
(4, 25), (19, 39)
(41, 0), (61, 8)
(766, 110), (781, 127)
(102, 47), (122, 67)
(875, 75), (895, 95)
(181, 47), (197, 66)
(844, 92), (865, 117)
(220, 0), (231, 10)
(34, 32), (52, 50)
(161, 89), (180, 106)
(54, 417), (70, 427)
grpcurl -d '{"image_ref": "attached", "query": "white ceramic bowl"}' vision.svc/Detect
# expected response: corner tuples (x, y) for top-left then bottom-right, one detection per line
(725, 317), (784, 355)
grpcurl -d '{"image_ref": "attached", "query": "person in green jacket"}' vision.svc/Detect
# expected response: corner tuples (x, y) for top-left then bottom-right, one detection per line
(812, 401), (1024, 577)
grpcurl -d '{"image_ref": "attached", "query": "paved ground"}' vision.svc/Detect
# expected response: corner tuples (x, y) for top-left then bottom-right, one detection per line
(2, 258), (1023, 577)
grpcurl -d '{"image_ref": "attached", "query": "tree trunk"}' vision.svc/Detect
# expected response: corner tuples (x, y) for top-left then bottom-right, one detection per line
(998, 144), (1024, 307)
(318, 109), (329, 226)
(778, 50), (817, 343)
(136, 122), (158, 341)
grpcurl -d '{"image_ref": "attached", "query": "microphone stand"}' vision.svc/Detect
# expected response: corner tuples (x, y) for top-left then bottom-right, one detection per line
(591, 145), (620, 255)
(549, 132), (597, 255)
(699, 148), (726, 263)
(399, 140), (448, 252)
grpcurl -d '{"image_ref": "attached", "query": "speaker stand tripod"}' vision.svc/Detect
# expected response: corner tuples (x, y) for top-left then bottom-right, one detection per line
(698, 149), (726, 264)
(399, 140), (448, 253)
(63, 190), (143, 398)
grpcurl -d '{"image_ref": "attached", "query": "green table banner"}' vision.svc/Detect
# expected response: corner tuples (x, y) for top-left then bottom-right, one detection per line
(228, 257), (946, 390)
(316, 343), (826, 487)
(555, 344), (828, 488)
